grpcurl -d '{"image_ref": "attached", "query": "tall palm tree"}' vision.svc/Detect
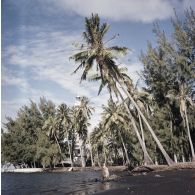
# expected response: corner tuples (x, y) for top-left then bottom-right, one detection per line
(73, 96), (94, 167)
(56, 104), (74, 166)
(71, 14), (174, 165)
(101, 100), (130, 164)
(90, 124), (107, 166)
(90, 69), (154, 165)
(87, 136), (95, 167)
(167, 85), (195, 161)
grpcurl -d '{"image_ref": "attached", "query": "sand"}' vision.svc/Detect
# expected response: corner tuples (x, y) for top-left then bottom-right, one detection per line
(95, 163), (195, 195)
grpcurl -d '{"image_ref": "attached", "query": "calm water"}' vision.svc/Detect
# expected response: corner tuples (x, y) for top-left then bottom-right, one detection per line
(2, 171), (119, 195)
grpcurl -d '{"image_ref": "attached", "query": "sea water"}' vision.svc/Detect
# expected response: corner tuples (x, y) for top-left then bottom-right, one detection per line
(2, 170), (116, 194)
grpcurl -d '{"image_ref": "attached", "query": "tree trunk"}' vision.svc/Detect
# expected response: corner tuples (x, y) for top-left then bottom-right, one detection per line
(54, 134), (62, 154)
(97, 151), (101, 167)
(118, 129), (130, 165)
(33, 161), (36, 168)
(118, 81), (174, 165)
(155, 156), (158, 165)
(182, 155), (185, 163)
(184, 103), (195, 161)
(103, 144), (107, 164)
(138, 114), (149, 165)
(79, 138), (86, 167)
(117, 89), (154, 165)
(170, 119), (174, 157)
(121, 148), (126, 165)
(54, 134), (64, 167)
(174, 154), (178, 163)
(89, 140), (95, 167)
(68, 141), (74, 167)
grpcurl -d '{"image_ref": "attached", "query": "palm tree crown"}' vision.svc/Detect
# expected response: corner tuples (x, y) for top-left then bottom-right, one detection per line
(71, 14), (128, 86)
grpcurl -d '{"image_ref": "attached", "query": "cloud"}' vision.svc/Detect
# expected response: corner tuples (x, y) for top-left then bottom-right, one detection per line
(47, 0), (195, 23)
(2, 68), (30, 90)
(2, 26), (113, 126)
(1, 100), (24, 122)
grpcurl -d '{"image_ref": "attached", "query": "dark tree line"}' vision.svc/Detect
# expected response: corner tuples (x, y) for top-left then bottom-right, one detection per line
(2, 97), (93, 168)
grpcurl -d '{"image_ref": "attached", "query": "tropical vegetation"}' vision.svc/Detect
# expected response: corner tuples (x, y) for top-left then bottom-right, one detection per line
(2, 9), (195, 168)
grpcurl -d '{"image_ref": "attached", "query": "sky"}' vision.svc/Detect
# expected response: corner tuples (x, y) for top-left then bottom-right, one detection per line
(2, 0), (195, 129)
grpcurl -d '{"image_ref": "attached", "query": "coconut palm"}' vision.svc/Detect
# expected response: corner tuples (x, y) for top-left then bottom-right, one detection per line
(56, 103), (74, 166)
(42, 116), (62, 155)
(101, 100), (131, 164)
(90, 68), (154, 165)
(71, 14), (173, 165)
(87, 137), (95, 167)
(90, 124), (107, 166)
(167, 85), (195, 161)
(73, 96), (94, 167)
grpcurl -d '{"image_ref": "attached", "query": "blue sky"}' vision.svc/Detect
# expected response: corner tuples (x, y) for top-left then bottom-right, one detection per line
(2, 0), (195, 128)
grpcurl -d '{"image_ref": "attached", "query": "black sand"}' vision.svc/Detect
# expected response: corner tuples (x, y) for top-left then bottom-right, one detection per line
(95, 169), (195, 195)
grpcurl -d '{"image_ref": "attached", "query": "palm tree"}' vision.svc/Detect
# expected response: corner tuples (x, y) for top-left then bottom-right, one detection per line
(101, 100), (130, 164)
(42, 116), (62, 156)
(90, 124), (107, 166)
(90, 69), (154, 165)
(87, 136), (95, 167)
(56, 103), (74, 166)
(73, 96), (94, 167)
(71, 14), (174, 165)
(167, 85), (195, 161)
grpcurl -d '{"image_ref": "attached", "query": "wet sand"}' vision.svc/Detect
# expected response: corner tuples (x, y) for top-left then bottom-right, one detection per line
(96, 169), (195, 195)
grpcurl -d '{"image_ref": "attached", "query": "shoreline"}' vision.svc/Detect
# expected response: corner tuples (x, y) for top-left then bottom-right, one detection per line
(2, 165), (128, 173)
(2, 162), (195, 173)
(2, 163), (195, 195)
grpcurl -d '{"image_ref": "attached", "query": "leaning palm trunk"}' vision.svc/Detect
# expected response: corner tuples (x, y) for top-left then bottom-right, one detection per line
(117, 89), (154, 165)
(179, 84), (195, 161)
(138, 114), (150, 165)
(118, 129), (130, 164)
(118, 80), (174, 165)
(184, 103), (195, 161)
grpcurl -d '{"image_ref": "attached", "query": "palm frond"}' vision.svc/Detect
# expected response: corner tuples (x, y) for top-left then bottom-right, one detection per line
(107, 46), (128, 56)
(100, 23), (110, 38)
(88, 74), (101, 82)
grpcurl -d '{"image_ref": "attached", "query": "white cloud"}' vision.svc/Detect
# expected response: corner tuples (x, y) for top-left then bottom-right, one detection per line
(2, 26), (113, 126)
(47, 0), (195, 23)
(1, 100), (23, 123)
(183, 0), (195, 10)
(2, 69), (30, 90)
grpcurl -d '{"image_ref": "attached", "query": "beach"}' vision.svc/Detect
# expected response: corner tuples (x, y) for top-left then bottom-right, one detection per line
(2, 164), (195, 194)
(96, 169), (195, 195)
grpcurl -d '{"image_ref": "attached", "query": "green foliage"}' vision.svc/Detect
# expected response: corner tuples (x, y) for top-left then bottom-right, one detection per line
(140, 8), (195, 161)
